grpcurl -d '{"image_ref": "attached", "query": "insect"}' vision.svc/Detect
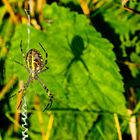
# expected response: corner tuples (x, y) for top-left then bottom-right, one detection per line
(16, 40), (53, 111)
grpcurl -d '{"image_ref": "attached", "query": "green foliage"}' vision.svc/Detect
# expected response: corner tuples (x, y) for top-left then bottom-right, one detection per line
(0, 6), (7, 26)
(6, 4), (126, 113)
(97, 1), (140, 78)
(1, 0), (140, 140)
(4, 3), (127, 140)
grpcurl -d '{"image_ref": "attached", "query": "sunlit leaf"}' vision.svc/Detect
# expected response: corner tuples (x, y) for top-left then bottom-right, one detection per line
(5, 3), (127, 140)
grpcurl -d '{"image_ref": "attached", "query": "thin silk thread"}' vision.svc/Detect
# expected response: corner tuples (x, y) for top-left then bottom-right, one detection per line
(21, 0), (32, 139)
(21, 96), (28, 140)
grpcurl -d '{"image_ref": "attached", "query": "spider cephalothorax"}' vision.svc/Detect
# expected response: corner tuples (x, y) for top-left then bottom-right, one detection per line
(17, 40), (53, 111)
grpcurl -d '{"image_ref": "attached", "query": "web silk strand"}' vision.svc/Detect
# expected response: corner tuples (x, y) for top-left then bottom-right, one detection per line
(22, 0), (32, 139)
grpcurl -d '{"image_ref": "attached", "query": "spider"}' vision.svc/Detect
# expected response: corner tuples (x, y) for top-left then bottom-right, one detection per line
(15, 40), (53, 111)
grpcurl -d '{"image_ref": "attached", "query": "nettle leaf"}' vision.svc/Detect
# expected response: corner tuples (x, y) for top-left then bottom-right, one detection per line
(41, 3), (126, 114)
(5, 3), (127, 140)
(101, 3), (140, 36)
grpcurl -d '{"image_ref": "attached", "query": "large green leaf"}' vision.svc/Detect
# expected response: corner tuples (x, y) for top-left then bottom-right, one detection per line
(43, 3), (126, 114)
(5, 3), (127, 140)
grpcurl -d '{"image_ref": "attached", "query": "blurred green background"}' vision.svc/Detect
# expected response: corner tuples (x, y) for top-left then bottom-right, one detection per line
(0, 0), (140, 140)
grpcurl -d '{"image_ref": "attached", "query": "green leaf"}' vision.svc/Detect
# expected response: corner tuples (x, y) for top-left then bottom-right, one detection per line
(5, 3), (127, 140)
(52, 112), (97, 140)
(87, 114), (119, 140)
(133, 101), (140, 114)
(41, 3), (126, 114)
(101, 3), (140, 36)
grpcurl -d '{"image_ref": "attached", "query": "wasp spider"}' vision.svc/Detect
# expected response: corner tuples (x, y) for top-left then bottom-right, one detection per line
(17, 40), (53, 111)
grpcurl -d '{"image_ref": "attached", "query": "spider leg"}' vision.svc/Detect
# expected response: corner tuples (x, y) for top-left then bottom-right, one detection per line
(13, 60), (25, 67)
(42, 96), (53, 112)
(18, 76), (31, 93)
(39, 67), (49, 74)
(39, 43), (48, 65)
(37, 77), (53, 111)
(17, 76), (31, 109)
(20, 40), (25, 59)
(9, 74), (30, 100)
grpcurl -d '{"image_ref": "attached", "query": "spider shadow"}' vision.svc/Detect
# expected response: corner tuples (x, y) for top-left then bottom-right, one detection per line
(64, 35), (115, 109)
(65, 35), (90, 77)
(64, 35), (91, 101)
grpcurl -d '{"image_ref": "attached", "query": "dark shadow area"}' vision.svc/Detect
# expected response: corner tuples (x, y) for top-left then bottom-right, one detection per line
(90, 12), (122, 59)
(0, 58), (19, 138)
(47, 1), (83, 14)
(0, 1), (3, 6)
(61, 2), (83, 14)
(47, 0), (60, 4)
(63, 35), (90, 101)
(119, 30), (140, 91)
(65, 35), (89, 76)
(0, 111), (11, 138)
(90, 11), (134, 85)
(122, 133), (132, 140)
(0, 82), (18, 138)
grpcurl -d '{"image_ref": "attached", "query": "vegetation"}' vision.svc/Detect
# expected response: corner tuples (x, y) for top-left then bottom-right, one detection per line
(0, 0), (140, 140)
